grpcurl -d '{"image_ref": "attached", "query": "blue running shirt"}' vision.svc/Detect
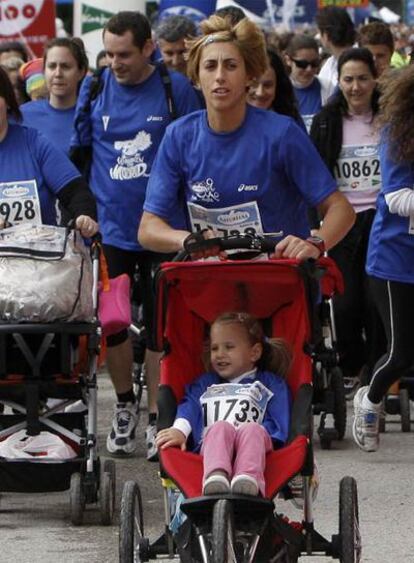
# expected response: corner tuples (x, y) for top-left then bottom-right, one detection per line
(71, 67), (201, 251)
(0, 124), (80, 226)
(144, 105), (337, 239)
(21, 99), (76, 155)
(366, 136), (414, 284)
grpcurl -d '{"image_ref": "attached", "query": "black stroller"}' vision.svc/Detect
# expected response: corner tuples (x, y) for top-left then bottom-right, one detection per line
(0, 225), (115, 525)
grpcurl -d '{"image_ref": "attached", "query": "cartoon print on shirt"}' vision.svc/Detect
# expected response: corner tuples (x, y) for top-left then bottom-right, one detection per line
(190, 177), (220, 203)
(110, 130), (152, 181)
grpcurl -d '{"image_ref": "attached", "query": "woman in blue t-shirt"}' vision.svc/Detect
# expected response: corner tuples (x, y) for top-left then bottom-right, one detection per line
(353, 66), (414, 453)
(20, 38), (88, 155)
(0, 67), (97, 236)
(285, 34), (330, 133)
(138, 15), (355, 260)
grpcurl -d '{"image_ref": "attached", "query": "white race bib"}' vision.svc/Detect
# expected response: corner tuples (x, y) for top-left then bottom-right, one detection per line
(200, 381), (273, 433)
(0, 180), (42, 226)
(334, 145), (381, 193)
(187, 201), (264, 238)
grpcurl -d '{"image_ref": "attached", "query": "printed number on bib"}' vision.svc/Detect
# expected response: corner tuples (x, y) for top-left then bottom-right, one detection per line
(188, 201), (264, 238)
(0, 181), (42, 226)
(334, 145), (381, 193)
(200, 381), (273, 432)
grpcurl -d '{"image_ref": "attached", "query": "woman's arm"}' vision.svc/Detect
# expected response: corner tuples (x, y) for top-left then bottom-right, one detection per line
(138, 211), (190, 253)
(315, 190), (356, 249)
(274, 191), (355, 260)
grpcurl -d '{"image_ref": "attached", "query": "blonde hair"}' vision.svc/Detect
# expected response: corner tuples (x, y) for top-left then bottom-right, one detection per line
(186, 15), (267, 85)
(209, 311), (292, 378)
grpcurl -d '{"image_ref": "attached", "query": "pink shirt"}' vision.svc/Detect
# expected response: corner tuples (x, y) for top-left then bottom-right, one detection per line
(335, 112), (380, 214)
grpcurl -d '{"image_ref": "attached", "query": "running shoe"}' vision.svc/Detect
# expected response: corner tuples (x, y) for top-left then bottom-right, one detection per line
(231, 474), (259, 496)
(288, 463), (320, 509)
(344, 375), (360, 401)
(352, 386), (380, 452)
(145, 422), (159, 462)
(106, 401), (138, 456)
(203, 473), (231, 495)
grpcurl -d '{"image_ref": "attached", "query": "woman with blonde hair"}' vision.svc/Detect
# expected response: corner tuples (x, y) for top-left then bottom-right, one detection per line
(139, 15), (354, 261)
(353, 65), (414, 452)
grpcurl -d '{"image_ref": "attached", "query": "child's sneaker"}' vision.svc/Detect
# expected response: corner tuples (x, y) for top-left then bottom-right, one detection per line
(203, 472), (230, 495)
(106, 401), (138, 456)
(145, 422), (159, 462)
(353, 386), (380, 452)
(231, 474), (259, 496)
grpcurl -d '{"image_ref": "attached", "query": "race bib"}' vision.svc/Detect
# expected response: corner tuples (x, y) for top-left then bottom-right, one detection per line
(200, 381), (273, 433)
(0, 180), (42, 226)
(187, 201), (264, 238)
(334, 145), (381, 193)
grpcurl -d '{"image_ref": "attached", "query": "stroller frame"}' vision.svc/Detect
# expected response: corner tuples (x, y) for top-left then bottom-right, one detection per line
(0, 238), (115, 525)
(119, 249), (361, 563)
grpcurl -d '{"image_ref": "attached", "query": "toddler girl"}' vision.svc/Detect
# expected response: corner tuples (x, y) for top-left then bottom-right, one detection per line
(156, 311), (291, 496)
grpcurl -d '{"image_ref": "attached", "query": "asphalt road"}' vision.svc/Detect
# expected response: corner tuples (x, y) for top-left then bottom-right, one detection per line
(1, 372), (413, 563)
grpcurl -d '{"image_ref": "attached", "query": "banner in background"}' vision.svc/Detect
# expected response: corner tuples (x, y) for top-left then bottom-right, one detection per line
(73, 0), (146, 68)
(158, 0), (216, 23)
(0, 0), (55, 57)
(406, 0), (414, 24)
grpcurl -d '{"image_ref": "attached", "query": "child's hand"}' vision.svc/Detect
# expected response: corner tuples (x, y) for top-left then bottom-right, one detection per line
(156, 428), (187, 450)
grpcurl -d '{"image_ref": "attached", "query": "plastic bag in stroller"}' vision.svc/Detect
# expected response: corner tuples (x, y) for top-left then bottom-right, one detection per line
(0, 225), (115, 526)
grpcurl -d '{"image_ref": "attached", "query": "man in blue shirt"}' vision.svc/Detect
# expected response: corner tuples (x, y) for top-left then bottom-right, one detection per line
(70, 11), (201, 459)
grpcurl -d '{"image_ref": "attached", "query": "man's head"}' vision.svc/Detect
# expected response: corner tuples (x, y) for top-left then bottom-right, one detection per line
(359, 22), (394, 76)
(103, 11), (155, 85)
(155, 15), (196, 75)
(316, 7), (356, 52)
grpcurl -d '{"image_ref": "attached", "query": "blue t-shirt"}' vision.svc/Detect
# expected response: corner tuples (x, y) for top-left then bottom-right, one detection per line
(176, 370), (291, 451)
(0, 123), (80, 226)
(71, 66), (202, 251)
(366, 136), (414, 284)
(144, 105), (337, 239)
(20, 99), (76, 155)
(293, 79), (323, 133)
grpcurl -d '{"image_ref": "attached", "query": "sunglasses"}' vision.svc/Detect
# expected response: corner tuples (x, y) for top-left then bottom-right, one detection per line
(291, 58), (320, 69)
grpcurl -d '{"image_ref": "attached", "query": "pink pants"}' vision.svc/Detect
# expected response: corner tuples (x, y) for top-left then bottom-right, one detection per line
(201, 421), (273, 496)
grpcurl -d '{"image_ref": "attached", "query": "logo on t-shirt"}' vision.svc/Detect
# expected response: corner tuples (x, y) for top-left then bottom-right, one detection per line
(102, 116), (110, 131)
(110, 130), (152, 181)
(190, 178), (220, 203)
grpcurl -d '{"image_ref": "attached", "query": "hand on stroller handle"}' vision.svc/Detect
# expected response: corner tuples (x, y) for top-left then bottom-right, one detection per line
(181, 230), (282, 259)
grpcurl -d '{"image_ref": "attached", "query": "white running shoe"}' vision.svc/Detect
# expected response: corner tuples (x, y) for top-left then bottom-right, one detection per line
(203, 473), (230, 495)
(231, 474), (259, 496)
(145, 422), (159, 462)
(106, 402), (138, 456)
(353, 386), (380, 452)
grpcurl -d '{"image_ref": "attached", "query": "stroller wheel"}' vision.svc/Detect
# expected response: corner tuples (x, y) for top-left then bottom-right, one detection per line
(100, 459), (116, 525)
(400, 389), (411, 433)
(119, 480), (145, 563)
(70, 472), (85, 526)
(212, 499), (236, 563)
(332, 367), (347, 441)
(339, 476), (361, 563)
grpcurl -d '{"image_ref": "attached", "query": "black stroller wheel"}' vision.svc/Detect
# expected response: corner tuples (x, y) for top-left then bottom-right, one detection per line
(339, 476), (361, 563)
(400, 389), (411, 432)
(212, 499), (236, 563)
(70, 472), (85, 526)
(100, 459), (116, 525)
(332, 367), (347, 441)
(119, 480), (145, 563)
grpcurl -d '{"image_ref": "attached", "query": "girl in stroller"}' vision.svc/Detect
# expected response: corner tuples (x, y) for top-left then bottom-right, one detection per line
(156, 311), (291, 498)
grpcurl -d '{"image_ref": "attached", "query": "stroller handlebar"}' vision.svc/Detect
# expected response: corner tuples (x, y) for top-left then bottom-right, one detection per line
(178, 233), (280, 260)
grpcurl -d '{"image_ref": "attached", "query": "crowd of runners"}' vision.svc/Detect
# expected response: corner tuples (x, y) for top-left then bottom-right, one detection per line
(1, 3), (414, 486)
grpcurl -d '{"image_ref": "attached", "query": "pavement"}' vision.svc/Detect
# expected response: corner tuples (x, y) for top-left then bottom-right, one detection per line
(0, 372), (413, 563)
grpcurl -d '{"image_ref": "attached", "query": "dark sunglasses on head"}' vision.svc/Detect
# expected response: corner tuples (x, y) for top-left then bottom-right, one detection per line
(291, 58), (320, 69)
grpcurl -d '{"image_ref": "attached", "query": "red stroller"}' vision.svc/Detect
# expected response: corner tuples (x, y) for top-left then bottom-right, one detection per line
(119, 235), (361, 563)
